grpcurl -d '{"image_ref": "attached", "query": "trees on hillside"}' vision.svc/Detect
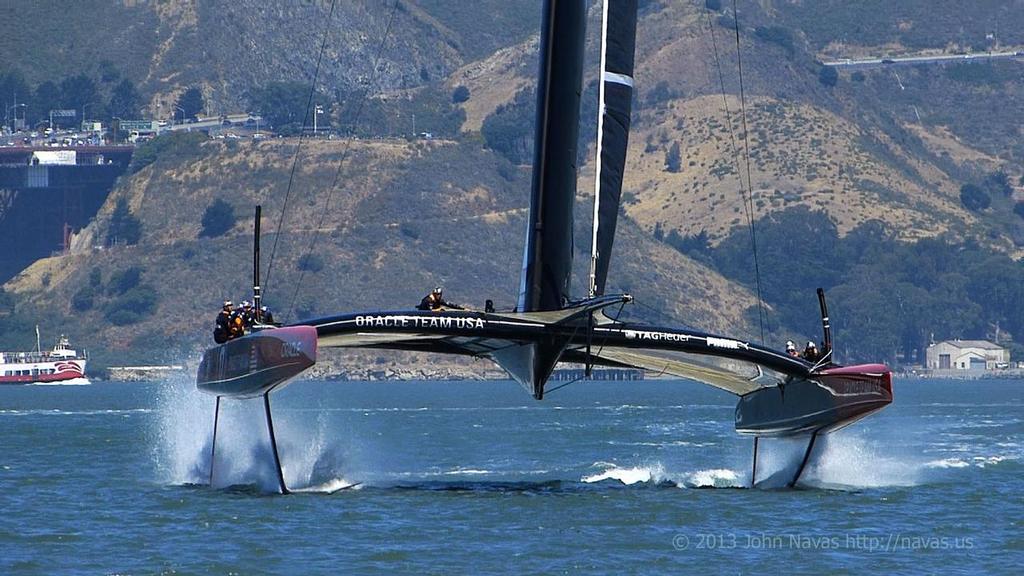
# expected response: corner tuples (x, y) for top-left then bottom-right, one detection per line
(959, 183), (990, 212)
(818, 65), (838, 87)
(59, 74), (101, 119)
(107, 198), (141, 246)
(108, 79), (141, 120)
(248, 81), (317, 132)
(452, 85), (470, 104)
(481, 88), (535, 165)
(658, 206), (1024, 365)
(200, 199), (236, 238)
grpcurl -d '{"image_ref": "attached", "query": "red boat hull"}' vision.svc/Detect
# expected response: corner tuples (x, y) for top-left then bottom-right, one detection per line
(0, 361), (86, 384)
(196, 326), (317, 398)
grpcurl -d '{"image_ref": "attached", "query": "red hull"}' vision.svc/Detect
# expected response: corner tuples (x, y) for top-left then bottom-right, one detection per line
(0, 361), (86, 384)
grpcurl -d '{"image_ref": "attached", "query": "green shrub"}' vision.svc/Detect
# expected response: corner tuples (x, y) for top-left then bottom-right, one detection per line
(818, 65), (838, 88)
(107, 198), (141, 246)
(297, 253), (325, 272)
(452, 85), (470, 104)
(128, 131), (207, 174)
(72, 286), (94, 311)
(959, 183), (990, 212)
(108, 266), (143, 294)
(200, 199), (237, 238)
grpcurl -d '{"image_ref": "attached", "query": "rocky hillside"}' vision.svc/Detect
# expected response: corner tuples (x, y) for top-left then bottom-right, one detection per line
(3, 136), (759, 371)
(453, 1), (1023, 249)
(0, 1), (536, 117)
(5, 1), (1024, 370)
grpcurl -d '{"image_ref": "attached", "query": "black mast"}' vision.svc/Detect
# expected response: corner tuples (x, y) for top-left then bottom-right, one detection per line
(517, 0), (587, 312)
(253, 205), (262, 324)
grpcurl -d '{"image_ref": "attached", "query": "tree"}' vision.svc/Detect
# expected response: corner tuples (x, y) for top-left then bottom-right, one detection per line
(297, 253), (325, 273)
(200, 199), (236, 238)
(248, 81), (317, 131)
(0, 70), (30, 108)
(176, 87), (205, 121)
(59, 74), (101, 119)
(982, 171), (1012, 197)
(451, 85), (470, 104)
(107, 198), (142, 246)
(108, 79), (141, 120)
(665, 141), (682, 172)
(32, 81), (61, 127)
(818, 65), (838, 88)
(959, 183), (990, 212)
(481, 88), (535, 165)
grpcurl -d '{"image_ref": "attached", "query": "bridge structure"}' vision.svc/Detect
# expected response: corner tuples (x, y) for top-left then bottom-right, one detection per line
(0, 146), (133, 284)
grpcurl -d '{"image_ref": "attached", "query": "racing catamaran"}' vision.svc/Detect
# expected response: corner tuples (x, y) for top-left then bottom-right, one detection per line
(197, 0), (892, 493)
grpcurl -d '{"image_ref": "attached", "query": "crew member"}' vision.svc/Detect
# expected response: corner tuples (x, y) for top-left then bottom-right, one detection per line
(214, 300), (233, 343)
(485, 299), (495, 313)
(241, 300), (256, 328)
(785, 340), (799, 358)
(261, 305), (275, 325)
(228, 302), (247, 339)
(417, 287), (462, 311)
(803, 341), (819, 362)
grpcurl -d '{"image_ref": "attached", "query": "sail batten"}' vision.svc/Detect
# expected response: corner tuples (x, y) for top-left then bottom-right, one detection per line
(589, 0), (639, 297)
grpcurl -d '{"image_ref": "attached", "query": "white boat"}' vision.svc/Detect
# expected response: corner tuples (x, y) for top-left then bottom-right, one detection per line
(0, 332), (88, 385)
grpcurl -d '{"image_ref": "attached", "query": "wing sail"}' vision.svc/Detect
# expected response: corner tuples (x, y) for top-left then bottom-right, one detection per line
(589, 0), (639, 297)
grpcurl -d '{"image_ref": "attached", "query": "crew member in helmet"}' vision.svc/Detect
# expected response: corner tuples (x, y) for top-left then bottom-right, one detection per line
(417, 287), (463, 311)
(785, 340), (799, 358)
(803, 341), (819, 362)
(260, 305), (275, 325)
(214, 300), (233, 343)
(228, 301), (247, 339)
(240, 300), (256, 328)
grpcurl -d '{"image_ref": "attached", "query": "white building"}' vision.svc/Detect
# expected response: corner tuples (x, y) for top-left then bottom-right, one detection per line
(925, 340), (1009, 371)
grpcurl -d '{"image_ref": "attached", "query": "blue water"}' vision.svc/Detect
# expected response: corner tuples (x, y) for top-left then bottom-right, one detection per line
(1, 377), (1021, 574)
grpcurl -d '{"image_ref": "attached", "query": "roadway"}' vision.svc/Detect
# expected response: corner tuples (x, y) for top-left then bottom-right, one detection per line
(823, 49), (1024, 70)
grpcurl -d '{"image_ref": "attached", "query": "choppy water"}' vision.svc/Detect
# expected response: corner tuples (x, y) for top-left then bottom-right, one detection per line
(1, 377), (1021, 574)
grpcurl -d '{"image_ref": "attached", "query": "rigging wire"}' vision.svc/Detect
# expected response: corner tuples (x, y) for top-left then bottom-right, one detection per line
(729, 0), (768, 345)
(262, 0), (340, 304)
(285, 0), (402, 321)
(701, 6), (765, 340)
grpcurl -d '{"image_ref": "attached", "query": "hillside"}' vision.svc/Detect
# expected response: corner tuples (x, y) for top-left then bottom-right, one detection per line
(452, 1), (1023, 249)
(3, 137), (760, 372)
(0, 1), (536, 117)
(4, 1), (1024, 369)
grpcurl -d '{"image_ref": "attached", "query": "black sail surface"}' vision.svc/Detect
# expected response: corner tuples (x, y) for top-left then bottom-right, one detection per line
(589, 0), (638, 297)
(518, 0), (587, 312)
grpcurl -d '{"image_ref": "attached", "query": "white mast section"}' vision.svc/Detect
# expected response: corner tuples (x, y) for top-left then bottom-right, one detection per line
(588, 0), (611, 299)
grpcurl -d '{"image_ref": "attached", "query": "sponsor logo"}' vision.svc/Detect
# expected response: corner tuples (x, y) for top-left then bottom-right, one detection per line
(705, 337), (749, 350)
(281, 341), (304, 358)
(623, 329), (691, 342)
(827, 378), (879, 395)
(355, 315), (485, 330)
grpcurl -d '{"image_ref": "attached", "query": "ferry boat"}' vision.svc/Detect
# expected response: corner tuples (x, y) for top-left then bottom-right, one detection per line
(0, 333), (88, 384)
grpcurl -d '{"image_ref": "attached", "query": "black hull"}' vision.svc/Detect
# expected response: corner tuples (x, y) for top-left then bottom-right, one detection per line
(196, 326), (317, 398)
